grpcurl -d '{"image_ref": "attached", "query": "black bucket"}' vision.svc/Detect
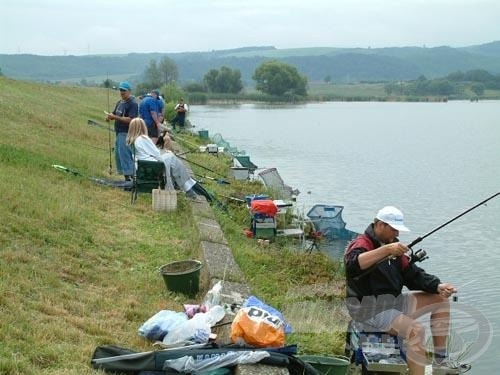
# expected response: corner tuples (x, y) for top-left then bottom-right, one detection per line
(159, 260), (202, 296)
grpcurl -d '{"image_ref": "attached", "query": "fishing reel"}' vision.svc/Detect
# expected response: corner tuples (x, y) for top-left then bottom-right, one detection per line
(409, 248), (429, 264)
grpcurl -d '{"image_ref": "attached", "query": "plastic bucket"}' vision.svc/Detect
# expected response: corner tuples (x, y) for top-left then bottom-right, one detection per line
(159, 260), (202, 296)
(298, 355), (350, 375)
(198, 130), (209, 139)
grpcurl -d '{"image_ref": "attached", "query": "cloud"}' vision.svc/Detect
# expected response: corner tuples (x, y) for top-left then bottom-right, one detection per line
(1, 0), (500, 55)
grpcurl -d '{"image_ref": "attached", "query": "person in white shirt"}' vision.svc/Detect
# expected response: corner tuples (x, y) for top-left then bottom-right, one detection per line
(172, 98), (188, 131)
(126, 118), (200, 200)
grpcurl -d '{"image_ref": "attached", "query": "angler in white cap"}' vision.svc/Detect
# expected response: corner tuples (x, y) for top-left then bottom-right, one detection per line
(344, 206), (470, 375)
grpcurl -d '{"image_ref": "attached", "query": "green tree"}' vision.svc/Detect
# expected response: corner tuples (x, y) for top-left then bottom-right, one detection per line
(159, 57), (178, 85)
(143, 59), (162, 88)
(102, 78), (116, 88)
(252, 60), (307, 96)
(470, 82), (485, 96)
(463, 69), (494, 82)
(184, 82), (206, 93)
(324, 75), (331, 84)
(203, 66), (243, 93)
(203, 69), (219, 92)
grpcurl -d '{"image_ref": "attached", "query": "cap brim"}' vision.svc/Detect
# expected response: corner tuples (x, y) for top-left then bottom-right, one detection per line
(389, 223), (410, 232)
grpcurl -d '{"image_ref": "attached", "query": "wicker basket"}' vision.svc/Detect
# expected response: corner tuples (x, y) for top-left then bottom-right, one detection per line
(152, 189), (177, 211)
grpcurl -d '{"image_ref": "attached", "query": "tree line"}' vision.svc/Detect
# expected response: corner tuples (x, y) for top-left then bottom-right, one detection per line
(127, 57), (308, 101)
(384, 69), (500, 97)
(92, 62), (500, 103)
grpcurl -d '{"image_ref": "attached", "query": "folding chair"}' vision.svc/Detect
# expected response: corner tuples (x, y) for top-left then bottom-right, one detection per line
(131, 160), (167, 203)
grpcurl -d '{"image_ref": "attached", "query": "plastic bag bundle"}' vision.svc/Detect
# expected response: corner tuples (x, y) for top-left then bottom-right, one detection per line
(162, 306), (225, 347)
(138, 310), (188, 341)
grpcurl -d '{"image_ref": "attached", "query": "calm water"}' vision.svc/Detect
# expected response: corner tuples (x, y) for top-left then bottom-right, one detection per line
(189, 101), (500, 373)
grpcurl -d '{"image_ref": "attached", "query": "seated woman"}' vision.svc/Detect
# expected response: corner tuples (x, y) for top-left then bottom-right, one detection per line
(126, 118), (202, 200)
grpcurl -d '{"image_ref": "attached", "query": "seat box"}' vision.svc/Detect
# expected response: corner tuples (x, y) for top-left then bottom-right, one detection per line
(230, 167), (249, 180)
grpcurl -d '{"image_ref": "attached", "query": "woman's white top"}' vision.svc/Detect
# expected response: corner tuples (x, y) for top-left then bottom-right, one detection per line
(133, 135), (161, 161)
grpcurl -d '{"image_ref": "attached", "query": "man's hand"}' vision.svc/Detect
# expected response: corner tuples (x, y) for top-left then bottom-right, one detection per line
(437, 283), (457, 298)
(385, 242), (409, 257)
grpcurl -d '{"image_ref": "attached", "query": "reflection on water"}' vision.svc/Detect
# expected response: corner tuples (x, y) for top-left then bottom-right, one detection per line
(190, 101), (500, 374)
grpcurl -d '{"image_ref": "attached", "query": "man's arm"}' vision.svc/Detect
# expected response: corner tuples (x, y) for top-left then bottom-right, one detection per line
(357, 242), (409, 270)
(150, 111), (161, 127)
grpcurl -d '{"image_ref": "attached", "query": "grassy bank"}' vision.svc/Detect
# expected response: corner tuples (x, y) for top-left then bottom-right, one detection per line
(0, 77), (346, 374)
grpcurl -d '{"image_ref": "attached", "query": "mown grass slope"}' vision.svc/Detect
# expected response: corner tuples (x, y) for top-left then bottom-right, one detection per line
(0, 77), (203, 374)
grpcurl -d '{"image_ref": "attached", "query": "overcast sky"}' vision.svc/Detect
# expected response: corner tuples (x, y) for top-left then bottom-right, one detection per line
(1, 0), (499, 56)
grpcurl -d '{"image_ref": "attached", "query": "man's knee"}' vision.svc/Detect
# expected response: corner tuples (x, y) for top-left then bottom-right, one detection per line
(408, 321), (425, 340)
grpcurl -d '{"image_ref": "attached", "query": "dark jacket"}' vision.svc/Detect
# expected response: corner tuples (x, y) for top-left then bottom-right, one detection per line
(113, 96), (138, 133)
(344, 224), (440, 319)
(344, 224), (440, 322)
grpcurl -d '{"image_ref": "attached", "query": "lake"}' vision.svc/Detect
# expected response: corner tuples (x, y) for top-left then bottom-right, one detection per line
(189, 101), (500, 373)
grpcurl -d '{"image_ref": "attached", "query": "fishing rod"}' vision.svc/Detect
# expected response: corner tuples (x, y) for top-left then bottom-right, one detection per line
(173, 133), (201, 151)
(177, 154), (228, 179)
(106, 74), (113, 175)
(88, 119), (114, 133)
(354, 191), (500, 279)
(193, 173), (230, 185)
(218, 194), (246, 204)
(407, 191), (499, 250)
(52, 164), (131, 188)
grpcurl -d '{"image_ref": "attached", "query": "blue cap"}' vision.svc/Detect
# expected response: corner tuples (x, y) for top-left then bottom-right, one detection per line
(118, 81), (132, 91)
(151, 89), (160, 97)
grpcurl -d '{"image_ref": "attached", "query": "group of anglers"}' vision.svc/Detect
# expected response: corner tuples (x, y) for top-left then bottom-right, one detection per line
(105, 81), (204, 201)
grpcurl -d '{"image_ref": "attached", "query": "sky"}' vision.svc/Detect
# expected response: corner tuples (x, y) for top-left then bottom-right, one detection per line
(1, 0), (499, 56)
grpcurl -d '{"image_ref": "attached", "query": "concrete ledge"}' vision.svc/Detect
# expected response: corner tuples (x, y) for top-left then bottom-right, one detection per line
(198, 217), (228, 244)
(201, 241), (245, 282)
(182, 153), (289, 374)
(209, 279), (252, 305)
(190, 198), (216, 220)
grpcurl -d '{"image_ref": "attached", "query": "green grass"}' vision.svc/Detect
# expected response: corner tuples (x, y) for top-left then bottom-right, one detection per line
(0, 77), (346, 374)
(308, 82), (387, 98)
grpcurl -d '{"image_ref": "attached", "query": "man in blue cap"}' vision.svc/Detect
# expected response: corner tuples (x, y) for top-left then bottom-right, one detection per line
(106, 81), (138, 181)
(152, 89), (165, 124)
(139, 90), (162, 144)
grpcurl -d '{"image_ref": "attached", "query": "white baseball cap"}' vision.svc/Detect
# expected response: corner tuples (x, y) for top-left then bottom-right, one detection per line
(376, 206), (410, 232)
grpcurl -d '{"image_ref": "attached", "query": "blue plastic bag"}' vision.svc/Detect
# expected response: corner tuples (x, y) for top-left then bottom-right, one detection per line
(243, 296), (293, 334)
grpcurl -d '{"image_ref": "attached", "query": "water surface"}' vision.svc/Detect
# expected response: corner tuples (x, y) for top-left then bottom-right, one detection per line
(189, 101), (500, 373)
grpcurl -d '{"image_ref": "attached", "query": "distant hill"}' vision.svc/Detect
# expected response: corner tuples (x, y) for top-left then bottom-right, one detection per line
(1, 42), (500, 84)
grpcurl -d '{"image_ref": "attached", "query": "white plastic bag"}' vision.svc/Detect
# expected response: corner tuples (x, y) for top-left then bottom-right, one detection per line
(204, 281), (223, 309)
(138, 310), (188, 341)
(205, 305), (225, 326)
(162, 312), (211, 347)
(162, 306), (225, 347)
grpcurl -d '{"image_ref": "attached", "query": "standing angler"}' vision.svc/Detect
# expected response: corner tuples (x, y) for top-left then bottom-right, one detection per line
(106, 81), (138, 181)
